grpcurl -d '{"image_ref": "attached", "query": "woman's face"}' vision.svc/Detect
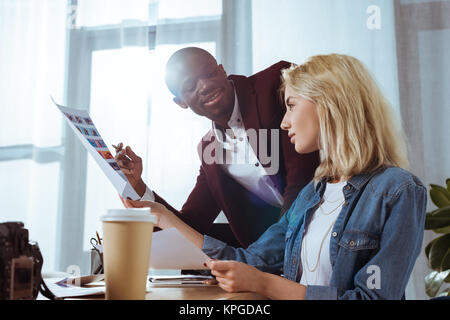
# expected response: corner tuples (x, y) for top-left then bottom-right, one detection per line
(281, 85), (320, 154)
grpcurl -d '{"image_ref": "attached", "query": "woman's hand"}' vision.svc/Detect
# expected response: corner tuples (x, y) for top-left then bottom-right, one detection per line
(120, 195), (205, 249)
(122, 198), (175, 230)
(205, 260), (265, 294)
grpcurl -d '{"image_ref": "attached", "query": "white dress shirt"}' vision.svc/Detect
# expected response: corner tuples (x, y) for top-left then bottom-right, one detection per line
(299, 180), (347, 286)
(141, 84), (283, 208)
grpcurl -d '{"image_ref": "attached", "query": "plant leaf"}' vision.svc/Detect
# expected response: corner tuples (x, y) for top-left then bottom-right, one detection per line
(430, 184), (450, 198)
(429, 234), (450, 271)
(425, 270), (450, 297)
(441, 249), (450, 271)
(430, 188), (450, 208)
(445, 272), (450, 283)
(433, 226), (450, 234)
(437, 287), (450, 297)
(446, 178), (450, 193)
(424, 207), (450, 230)
(425, 237), (439, 261)
(431, 205), (450, 216)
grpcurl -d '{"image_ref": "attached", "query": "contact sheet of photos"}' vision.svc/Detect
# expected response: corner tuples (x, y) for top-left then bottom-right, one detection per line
(52, 97), (140, 200)
(63, 112), (122, 173)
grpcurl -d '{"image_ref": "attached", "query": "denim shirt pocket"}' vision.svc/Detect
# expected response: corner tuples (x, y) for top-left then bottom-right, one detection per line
(338, 230), (380, 251)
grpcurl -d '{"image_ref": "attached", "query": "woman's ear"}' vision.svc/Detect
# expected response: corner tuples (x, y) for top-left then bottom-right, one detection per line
(173, 97), (188, 109)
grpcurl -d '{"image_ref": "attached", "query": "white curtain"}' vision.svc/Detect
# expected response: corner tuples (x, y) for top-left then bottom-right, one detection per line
(394, 0), (450, 300)
(0, 0), (67, 273)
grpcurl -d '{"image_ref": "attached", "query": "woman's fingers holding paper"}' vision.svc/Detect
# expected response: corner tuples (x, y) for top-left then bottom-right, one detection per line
(125, 199), (159, 210)
(124, 199), (177, 229)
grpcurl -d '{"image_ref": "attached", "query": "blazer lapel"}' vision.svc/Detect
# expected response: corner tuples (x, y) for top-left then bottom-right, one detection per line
(229, 75), (261, 133)
(229, 74), (284, 190)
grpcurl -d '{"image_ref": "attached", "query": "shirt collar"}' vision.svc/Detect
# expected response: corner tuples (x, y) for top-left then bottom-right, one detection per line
(212, 81), (241, 136)
(226, 83), (242, 128)
(315, 166), (388, 192)
(346, 166), (387, 190)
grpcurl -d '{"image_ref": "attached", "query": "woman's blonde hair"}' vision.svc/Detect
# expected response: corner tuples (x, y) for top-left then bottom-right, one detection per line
(281, 54), (409, 181)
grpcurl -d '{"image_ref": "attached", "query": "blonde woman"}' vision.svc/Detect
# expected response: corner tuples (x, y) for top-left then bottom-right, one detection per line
(126, 54), (427, 300)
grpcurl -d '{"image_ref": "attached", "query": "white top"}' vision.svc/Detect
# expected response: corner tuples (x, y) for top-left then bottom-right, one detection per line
(299, 180), (347, 286)
(141, 83), (283, 208)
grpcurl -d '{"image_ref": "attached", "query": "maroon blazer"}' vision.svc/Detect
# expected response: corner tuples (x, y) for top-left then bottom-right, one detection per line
(154, 61), (320, 248)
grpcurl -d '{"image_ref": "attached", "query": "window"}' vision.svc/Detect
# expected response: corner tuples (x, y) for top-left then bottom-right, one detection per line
(0, 0), (250, 274)
(61, 0), (234, 274)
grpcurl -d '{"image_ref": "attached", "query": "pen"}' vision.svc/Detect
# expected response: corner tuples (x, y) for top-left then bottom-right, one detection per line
(96, 231), (102, 245)
(112, 143), (122, 153)
(113, 143), (132, 161)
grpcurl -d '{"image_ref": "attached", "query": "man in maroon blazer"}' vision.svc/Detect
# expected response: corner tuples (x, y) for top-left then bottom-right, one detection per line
(116, 47), (319, 248)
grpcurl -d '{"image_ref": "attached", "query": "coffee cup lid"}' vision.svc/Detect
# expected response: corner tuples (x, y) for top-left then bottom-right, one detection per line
(101, 208), (157, 223)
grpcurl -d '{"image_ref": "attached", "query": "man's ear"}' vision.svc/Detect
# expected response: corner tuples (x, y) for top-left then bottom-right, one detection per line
(218, 64), (227, 75)
(173, 97), (188, 109)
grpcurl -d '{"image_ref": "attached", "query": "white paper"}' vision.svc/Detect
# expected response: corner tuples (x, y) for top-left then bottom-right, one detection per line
(55, 274), (105, 286)
(52, 97), (140, 200)
(44, 277), (105, 298)
(149, 228), (210, 270)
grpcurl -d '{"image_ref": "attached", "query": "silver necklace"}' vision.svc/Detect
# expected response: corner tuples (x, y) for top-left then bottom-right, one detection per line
(302, 216), (339, 284)
(323, 193), (343, 203)
(319, 199), (345, 216)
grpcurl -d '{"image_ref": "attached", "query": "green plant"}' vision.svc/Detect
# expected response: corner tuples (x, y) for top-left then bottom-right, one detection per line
(424, 178), (450, 298)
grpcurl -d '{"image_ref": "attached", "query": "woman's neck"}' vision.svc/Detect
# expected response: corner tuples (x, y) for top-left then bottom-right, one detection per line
(328, 176), (350, 184)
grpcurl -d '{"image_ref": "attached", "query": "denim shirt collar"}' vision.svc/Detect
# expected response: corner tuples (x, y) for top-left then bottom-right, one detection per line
(315, 166), (389, 193)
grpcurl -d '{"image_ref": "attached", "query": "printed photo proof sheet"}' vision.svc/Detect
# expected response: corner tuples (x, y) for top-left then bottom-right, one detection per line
(52, 97), (140, 200)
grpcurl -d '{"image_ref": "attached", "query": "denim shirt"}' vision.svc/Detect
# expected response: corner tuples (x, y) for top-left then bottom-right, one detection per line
(202, 166), (427, 300)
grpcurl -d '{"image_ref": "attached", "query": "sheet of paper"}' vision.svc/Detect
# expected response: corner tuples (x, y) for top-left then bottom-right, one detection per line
(55, 274), (105, 287)
(52, 97), (139, 200)
(149, 228), (210, 270)
(44, 278), (105, 299)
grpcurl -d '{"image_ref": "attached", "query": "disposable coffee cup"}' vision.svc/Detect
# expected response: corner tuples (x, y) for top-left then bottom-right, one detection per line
(101, 208), (157, 300)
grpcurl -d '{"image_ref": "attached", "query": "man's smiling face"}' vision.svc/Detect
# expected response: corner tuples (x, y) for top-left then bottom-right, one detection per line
(166, 48), (235, 125)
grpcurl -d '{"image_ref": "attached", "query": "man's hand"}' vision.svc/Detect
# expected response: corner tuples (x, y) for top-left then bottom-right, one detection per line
(205, 260), (265, 294)
(122, 198), (176, 230)
(114, 143), (146, 197)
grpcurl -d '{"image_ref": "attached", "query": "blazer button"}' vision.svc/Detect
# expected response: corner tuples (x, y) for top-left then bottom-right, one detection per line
(344, 201), (349, 206)
(345, 185), (350, 190)
(349, 240), (355, 246)
(293, 259), (297, 265)
(332, 232), (338, 238)
(255, 163), (260, 167)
